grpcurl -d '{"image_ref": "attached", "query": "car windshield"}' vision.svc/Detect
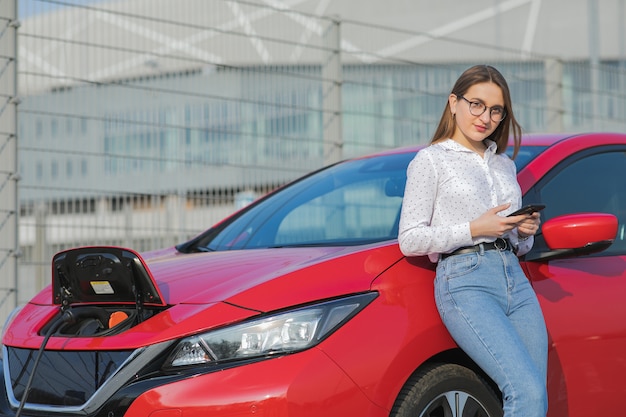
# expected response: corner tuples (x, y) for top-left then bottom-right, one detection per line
(180, 144), (547, 253)
(182, 152), (415, 252)
(509, 146), (547, 170)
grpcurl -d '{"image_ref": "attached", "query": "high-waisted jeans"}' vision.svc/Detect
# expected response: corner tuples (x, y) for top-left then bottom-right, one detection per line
(435, 246), (548, 417)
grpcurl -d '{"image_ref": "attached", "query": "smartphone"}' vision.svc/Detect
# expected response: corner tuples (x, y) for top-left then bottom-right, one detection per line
(507, 204), (546, 217)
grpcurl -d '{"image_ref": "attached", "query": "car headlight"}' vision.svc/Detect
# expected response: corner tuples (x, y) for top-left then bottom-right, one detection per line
(165, 292), (377, 368)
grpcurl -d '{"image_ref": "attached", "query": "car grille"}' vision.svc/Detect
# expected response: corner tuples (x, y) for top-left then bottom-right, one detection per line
(5, 347), (133, 407)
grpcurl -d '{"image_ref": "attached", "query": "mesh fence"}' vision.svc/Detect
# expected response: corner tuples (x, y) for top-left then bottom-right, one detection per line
(8, 0), (626, 307)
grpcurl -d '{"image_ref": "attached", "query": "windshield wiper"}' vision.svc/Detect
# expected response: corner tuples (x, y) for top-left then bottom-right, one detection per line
(194, 246), (215, 252)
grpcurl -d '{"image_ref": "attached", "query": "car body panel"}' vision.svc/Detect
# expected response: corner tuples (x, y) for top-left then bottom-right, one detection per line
(43, 245), (398, 307)
(7, 245), (405, 350)
(516, 132), (626, 194)
(327, 255), (453, 410)
(525, 255), (626, 417)
(517, 133), (626, 416)
(124, 256), (447, 417)
(124, 348), (389, 417)
(3, 301), (258, 350)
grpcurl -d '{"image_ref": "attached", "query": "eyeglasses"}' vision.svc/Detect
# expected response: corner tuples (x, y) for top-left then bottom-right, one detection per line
(457, 95), (506, 122)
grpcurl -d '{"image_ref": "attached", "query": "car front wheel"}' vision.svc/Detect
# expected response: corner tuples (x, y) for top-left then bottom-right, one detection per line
(391, 362), (503, 417)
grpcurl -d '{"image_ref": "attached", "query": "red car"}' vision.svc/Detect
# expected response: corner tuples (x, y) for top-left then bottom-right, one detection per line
(2, 133), (625, 417)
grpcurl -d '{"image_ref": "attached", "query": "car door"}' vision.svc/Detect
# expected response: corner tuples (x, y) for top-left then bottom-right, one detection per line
(520, 145), (626, 417)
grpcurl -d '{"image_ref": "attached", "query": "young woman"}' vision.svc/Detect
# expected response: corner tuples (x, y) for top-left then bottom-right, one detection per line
(398, 65), (548, 417)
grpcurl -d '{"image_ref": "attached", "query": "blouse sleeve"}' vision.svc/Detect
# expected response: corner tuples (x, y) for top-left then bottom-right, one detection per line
(510, 231), (534, 256)
(398, 150), (473, 258)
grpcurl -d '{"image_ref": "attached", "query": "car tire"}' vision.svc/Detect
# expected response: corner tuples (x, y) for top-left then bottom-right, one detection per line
(391, 362), (503, 417)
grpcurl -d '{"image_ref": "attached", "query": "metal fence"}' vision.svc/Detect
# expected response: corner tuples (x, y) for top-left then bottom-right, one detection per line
(2, 0), (626, 323)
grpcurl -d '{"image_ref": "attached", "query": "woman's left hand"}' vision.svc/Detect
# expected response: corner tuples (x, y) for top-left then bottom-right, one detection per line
(515, 212), (541, 239)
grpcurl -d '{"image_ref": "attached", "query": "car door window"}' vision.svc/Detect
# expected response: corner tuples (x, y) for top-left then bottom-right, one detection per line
(531, 148), (626, 256)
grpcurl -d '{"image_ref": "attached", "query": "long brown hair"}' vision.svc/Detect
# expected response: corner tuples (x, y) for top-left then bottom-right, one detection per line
(430, 65), (522, 158)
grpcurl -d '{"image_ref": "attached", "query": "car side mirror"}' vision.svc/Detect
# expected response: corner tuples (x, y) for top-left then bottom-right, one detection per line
(525, 213), (618, 261)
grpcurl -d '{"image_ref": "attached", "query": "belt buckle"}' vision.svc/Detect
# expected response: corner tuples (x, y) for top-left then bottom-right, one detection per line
(494, 238), (508, 251)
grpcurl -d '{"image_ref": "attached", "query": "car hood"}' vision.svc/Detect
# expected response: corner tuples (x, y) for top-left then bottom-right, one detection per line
(141, 243), (404, 311)
(34, 243), (403, 311)
(9, 243), (404, 349)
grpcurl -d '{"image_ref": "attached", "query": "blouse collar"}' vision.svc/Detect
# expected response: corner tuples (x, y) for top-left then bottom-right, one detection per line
(438, 138), (497, 155)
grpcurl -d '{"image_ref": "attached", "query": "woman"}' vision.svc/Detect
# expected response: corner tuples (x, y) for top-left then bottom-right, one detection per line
(398, 65), (548, 417)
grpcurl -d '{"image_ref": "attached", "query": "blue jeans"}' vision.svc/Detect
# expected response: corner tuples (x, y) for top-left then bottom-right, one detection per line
(435, 246), (548, 417)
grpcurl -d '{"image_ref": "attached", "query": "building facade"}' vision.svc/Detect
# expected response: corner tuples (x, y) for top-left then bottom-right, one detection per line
(10, 0), (626, 308)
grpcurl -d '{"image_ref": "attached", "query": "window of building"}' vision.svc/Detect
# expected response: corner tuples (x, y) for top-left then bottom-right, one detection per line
(36, 119), (43, 139)
(51, 160), (58, 179)
(51, 119), (58, 138)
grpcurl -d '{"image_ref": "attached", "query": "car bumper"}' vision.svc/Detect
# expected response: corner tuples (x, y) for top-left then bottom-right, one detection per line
(124, 347), (387, 417)
(0, 347), (388, 417)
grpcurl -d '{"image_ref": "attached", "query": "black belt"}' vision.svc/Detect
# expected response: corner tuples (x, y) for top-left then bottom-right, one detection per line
(441, 238), (512, 260)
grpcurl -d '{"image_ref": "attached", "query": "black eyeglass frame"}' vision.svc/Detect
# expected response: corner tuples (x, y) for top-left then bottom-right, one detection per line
(456, 94), (507, 122)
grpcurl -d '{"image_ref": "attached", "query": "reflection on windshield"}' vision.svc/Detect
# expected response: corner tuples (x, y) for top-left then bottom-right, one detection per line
(190, 152), (415, 251)
(509, 146), (546, 170)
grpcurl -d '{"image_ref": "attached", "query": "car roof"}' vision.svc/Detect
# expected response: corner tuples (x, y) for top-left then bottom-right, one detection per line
(361, 132), (626, 159)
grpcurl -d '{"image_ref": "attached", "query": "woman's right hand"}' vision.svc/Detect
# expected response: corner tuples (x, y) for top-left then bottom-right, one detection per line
(470, 203), (520, 238)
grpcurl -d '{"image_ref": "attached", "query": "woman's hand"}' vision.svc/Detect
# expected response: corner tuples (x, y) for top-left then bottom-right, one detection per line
(469, 203), (540, 239)
(514, 211), (541, 239)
